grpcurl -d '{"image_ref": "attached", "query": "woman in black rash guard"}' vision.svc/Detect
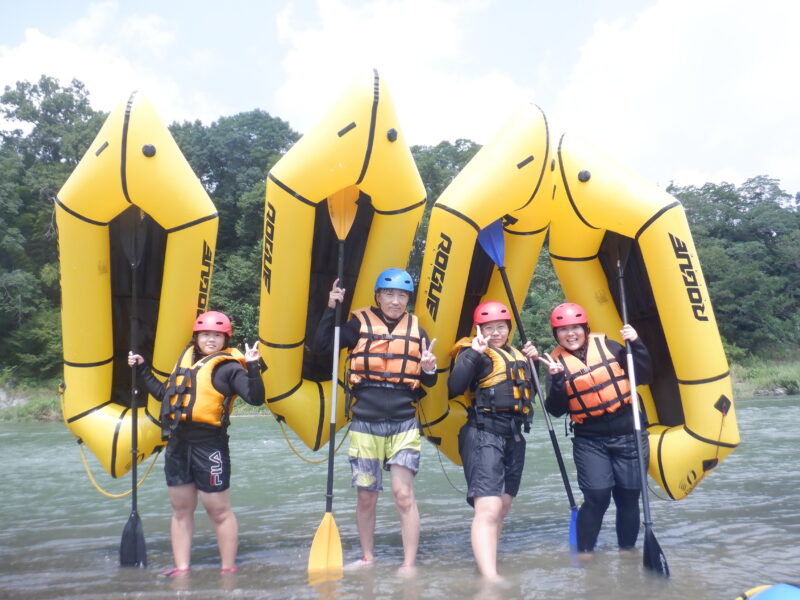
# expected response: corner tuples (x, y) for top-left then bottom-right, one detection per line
(542, 302), (652, 558)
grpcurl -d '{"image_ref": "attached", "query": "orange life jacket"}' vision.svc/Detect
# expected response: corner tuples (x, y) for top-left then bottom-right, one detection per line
(550, 333), (630, 424)
(160, 344), (247, 439)
(348, 308), (422, 390)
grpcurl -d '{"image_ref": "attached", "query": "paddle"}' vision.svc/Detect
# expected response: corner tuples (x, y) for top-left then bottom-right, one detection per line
(616, 257), (669, 577)
(308, 186), (359, 579)
(477, 219), (579, 549)
(119, 206), (148, 567)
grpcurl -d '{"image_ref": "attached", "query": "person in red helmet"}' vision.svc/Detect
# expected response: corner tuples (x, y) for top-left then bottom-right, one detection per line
(541, 302), (652, 558)
(447, 300), (539, 580)
(128, 310), (264, 576)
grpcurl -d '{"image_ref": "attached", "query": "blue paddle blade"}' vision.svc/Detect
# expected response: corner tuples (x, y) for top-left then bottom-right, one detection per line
(477, 219), (505, 268)
(569, 507), (578, 551)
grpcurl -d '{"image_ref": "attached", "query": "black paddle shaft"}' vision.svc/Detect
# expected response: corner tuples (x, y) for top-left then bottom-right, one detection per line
(616, 260), (654, 526)
(324, 240), (346, 513)
(497, 267), (578, 510)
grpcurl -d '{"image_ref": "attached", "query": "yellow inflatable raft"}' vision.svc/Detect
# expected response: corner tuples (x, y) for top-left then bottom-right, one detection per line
(549, 132), (739, 499)
(57, 92), (218, 478)
(414, 104), (553, 464)
(258, 70), (426, 450)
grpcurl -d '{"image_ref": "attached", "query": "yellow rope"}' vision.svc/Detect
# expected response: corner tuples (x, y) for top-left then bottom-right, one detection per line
(77, 441), (163, 498)
(276, 418), (351, 464)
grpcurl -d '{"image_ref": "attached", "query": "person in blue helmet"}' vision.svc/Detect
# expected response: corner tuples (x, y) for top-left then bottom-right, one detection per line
(314, 268), (438, 573)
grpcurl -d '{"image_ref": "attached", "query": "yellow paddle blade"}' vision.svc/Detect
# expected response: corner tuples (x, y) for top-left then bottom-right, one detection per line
(327, 185), (360, 240)
(308, 511), (343, 580)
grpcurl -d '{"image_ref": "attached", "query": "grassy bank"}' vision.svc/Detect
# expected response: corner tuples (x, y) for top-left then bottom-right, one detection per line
(1, 359), (798, 423)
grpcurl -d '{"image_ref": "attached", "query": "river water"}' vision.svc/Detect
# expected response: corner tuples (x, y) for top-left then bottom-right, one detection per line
(1, 395), (798, 599)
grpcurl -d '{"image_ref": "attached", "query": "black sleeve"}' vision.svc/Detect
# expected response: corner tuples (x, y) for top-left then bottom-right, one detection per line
(136, 362), (167, 402)
(608, 338), (653, 386)
(312, 307), (360, 354)
(447, 348), (482, 397)
(212, 360), (266, 406)
(544, 369), (569, 417)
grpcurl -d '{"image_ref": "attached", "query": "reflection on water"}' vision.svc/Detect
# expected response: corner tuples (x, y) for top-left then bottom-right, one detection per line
(1, 396), (799, 599)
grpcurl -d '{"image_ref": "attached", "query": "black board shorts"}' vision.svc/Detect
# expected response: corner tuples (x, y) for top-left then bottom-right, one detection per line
(164, 434), (231, 493)
(458, 420), (526, 506)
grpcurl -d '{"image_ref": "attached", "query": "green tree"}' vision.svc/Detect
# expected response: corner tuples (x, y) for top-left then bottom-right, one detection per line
(408, 139), (481, 280)
(670, 176), (800, 357)
(0, 76), (105, 379)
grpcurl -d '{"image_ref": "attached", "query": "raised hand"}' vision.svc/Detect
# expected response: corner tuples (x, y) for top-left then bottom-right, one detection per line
(520, 341), (539, 360)
(420, 337), (437, 372)
(127, 351), (144, 367)
(620, 324), (638, 342)
(471, 326), (489, 354)
(539, 352), (563, 375)
(328, 278), (345, 309)
(244, 341), (260, 362)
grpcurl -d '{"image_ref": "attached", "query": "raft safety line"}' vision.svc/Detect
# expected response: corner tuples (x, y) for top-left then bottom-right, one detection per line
(635, 201), (682, 240)
(267, 173), (315, 207)
(676, 370), (730, 385)
(78, 439), (162, 498)
(66, 398), (116, 423)
(110, 406), (128, 478)
(276, 419), (350, 464)
(684, 425), (738, 449)
(432, 204), (480, 232)
(120, 92), (136, 205)
(506, 224), (549, 237)
(557, 134), (599, 231)
(514, 105), (550, 212)
(260, 337), (304, 350)
(266, 379), (303, 404)
(63, 356), (114, 368)
(549, 252), (599, 262)
(165, 212), (219, 234)
(372, 197), (426, 216)
(54, 196), (109, 227)
(355, 69), (380, 186)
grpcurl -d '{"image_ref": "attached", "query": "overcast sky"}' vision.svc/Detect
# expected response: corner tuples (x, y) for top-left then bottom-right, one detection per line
(1, 0), (797, 195)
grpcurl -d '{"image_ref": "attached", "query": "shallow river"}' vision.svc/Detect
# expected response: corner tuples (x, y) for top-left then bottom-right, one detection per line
(1, 395), (798, 599)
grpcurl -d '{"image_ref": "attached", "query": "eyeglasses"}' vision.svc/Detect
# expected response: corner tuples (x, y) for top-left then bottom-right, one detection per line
(480, 323), (509, 335)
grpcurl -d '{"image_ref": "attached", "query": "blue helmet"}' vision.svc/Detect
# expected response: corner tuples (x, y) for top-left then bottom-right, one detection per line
(374, 268), (414, 293)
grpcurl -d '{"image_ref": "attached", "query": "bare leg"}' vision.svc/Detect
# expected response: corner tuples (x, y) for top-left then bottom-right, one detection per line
(390, 465), (419, 568)
(199, 489), (238, 570)
(356, 487), (379, 561)
(167, 484), (198, 570)
(496, 494), (513, 540)
(471, 496), (505, 580)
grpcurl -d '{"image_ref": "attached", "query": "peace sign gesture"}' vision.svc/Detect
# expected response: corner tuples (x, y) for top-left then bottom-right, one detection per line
(244, 341), (260, 363)
(420, 337), (437, 372)
(471, 326), (489, 354)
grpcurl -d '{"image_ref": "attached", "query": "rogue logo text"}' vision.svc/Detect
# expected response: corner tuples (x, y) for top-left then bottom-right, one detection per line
(197, 241), (213, 315)
(669, 233), (708, 322)
(262, 202), (276, 293)
(425, 233), (452, 321)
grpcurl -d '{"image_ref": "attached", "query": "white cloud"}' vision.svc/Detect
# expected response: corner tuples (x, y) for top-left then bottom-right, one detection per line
(274, 0), (535, 145)
(551, 0), (800, 193)
(0, 1), (223, 128)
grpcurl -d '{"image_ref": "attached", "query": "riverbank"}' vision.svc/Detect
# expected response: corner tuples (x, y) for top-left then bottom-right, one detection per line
(1, 359), (797, 422)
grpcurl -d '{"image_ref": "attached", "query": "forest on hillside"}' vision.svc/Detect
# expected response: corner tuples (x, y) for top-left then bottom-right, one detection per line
(1, 76), (798, 382)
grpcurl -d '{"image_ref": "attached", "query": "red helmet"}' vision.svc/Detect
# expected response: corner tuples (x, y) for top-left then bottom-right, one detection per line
(473, 301), (511, 325)
(550, 303), (588, 328)
(193, 311), (232, 336)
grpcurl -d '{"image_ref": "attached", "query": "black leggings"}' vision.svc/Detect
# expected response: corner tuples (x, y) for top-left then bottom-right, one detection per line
(576, 486), (641, 552)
